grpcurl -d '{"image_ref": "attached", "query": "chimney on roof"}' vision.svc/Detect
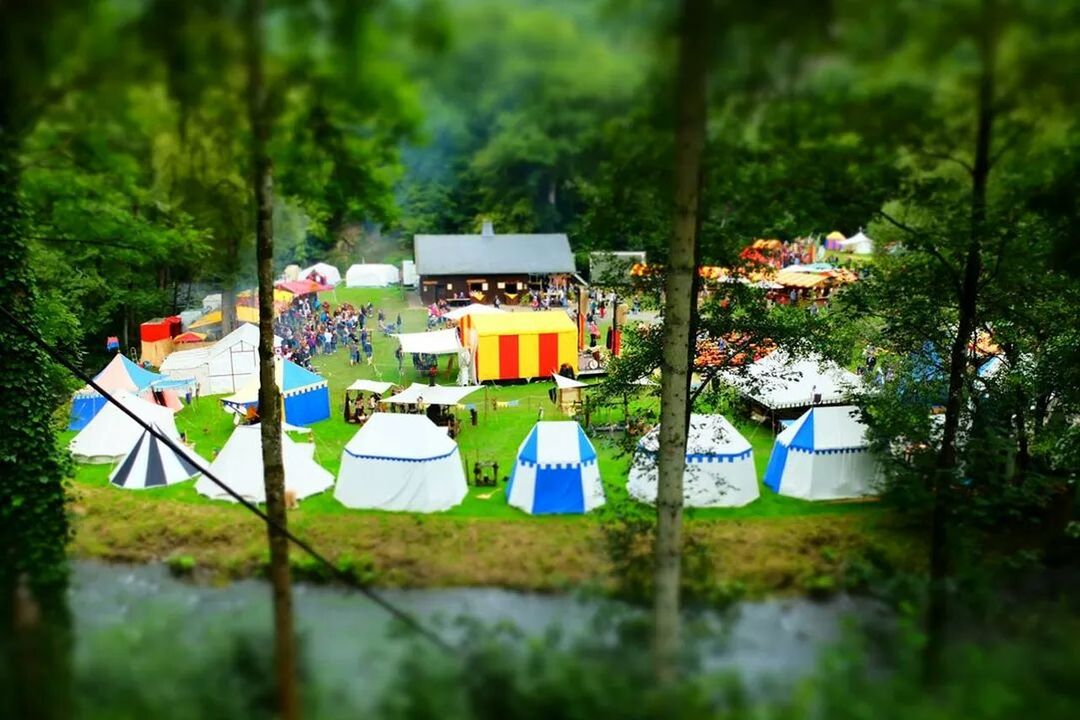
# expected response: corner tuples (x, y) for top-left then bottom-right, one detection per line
(481, 219), (494, 237)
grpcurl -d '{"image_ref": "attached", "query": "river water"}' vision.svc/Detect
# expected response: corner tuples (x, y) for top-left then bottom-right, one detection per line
(70, 561), (885, 710)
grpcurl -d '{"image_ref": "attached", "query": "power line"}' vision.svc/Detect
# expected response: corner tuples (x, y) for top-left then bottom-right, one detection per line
(0, 305), (454, 654)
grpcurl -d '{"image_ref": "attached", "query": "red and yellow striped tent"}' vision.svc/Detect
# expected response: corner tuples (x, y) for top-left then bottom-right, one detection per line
(470, 311), (577, 382)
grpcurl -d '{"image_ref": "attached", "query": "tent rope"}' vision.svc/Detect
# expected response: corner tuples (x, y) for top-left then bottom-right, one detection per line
(1, 306), (454, 654)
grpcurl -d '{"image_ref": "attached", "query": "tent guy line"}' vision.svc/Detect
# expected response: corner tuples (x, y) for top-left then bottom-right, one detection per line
(0, 305), (454, 655)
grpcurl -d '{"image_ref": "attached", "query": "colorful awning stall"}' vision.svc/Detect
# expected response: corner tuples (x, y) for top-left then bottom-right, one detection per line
(173, 331), (207, 344)
(468, 311), (577, 382)
(774, 269), (829, 288)
(238, 288), (294, 305)
(189, 306), (260, 329)
(275, 279), (333, 296)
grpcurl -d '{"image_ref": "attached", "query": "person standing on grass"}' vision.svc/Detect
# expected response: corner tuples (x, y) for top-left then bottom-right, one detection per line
(395, 345), (404, 376)
(396, 313), (402, 332)
(364, 340), (374, 365)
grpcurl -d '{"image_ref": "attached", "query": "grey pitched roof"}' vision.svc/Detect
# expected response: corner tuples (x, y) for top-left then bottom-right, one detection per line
(414, 233), (576, 276)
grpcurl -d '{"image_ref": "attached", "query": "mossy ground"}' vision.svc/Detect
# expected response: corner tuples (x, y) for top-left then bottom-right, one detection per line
(65, 287), (916, 593)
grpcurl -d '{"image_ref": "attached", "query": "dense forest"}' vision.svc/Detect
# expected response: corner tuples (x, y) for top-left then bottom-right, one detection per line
(10, 0), (1080, 359)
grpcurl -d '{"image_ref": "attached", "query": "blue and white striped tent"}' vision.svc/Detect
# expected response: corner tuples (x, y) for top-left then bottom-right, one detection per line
(69, 353), (187, 430)
(627, 414), (759, 507)
(764, 405), (879, 500)
(221, 357), (330, 426)
(508, 421), (605, 515)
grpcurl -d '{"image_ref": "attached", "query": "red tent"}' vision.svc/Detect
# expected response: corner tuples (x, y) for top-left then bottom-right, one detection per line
(275, 279), (332, 296)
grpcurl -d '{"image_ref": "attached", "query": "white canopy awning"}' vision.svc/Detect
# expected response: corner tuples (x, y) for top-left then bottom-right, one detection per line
(394, 329), (462, 355)
(346, 379), (396, 395)
(442, 303), (506, 321)
(552, 373), (588, 390)
(382, 383), (481, 406)
(723, 350), (861, 410)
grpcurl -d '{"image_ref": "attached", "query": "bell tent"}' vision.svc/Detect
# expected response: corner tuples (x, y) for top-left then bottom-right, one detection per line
(70, 392), (181, 464)
(627, 414), (759, 507)
(109, 425), (204, 489)
(763, 405), (879, 500)
(507, 421), (605, 515)
(335, 414), (468, 512)
(221, 357), (330, 425)
(195, 425), (333, 504)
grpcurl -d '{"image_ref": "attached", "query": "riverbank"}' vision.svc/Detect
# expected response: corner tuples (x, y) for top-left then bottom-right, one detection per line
(68, 478), (917, 594)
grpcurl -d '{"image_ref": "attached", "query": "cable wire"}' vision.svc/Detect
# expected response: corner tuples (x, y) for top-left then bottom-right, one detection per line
(0, 305), (454, 653)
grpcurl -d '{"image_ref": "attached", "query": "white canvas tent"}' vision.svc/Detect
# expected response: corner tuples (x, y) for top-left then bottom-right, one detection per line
(627, 414), (759, 507)
(195, 425), (333, 504)
(300, 262), (342, 286)
(394, 328), (462, 355)
(724, 351), (861, 411)
(160, 323), (281, 396)
(345, 263), (400, 287)
(70, 392), (181, 464)
(401, 259), (418, 287)
(109, 425), (204, 489)
(442, 303), (505, 321)
(335, 414), (468, 512)
(837, 230), (873, 255)
(764, 405), (879, 500)
(381, 383), (480, 406)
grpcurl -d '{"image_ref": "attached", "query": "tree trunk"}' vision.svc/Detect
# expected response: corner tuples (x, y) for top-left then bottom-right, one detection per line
(246, 1), (300, 718)
(653, 0), (709, 686)
(221, 281), (238, 334)
(924, 0), (996, 688)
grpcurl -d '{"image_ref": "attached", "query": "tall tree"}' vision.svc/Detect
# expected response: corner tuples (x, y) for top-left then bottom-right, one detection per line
(653, 0), (709, 685)
(246, 0), (299, 717)
(923, 0), (997, 683)
(0, 2), (96, 717)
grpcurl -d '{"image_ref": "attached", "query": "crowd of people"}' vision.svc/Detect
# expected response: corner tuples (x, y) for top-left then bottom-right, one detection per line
(273, 294), (402, 370)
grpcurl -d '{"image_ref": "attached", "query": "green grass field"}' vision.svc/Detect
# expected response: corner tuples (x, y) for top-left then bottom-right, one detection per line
(68, 286), (878, 523)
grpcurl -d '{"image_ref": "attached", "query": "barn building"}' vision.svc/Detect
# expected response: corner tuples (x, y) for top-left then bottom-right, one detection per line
(414, 221), (577, 305)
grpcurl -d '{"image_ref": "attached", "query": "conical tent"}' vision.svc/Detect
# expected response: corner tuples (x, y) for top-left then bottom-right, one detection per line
(70, 392), (181, 464)
(627, 414), (759, 507)
(507, 421), (605, 515)
(763, 405), (879, 500)
(109, 425), (204, 489)
(69, 353), (165, 430)
(335, 414), (468, 512)
(221, 357), (330, 425)
(195, 425), (333, 504)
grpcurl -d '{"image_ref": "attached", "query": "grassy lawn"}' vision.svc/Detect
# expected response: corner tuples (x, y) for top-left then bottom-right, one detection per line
(65, 286), (902, 591)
